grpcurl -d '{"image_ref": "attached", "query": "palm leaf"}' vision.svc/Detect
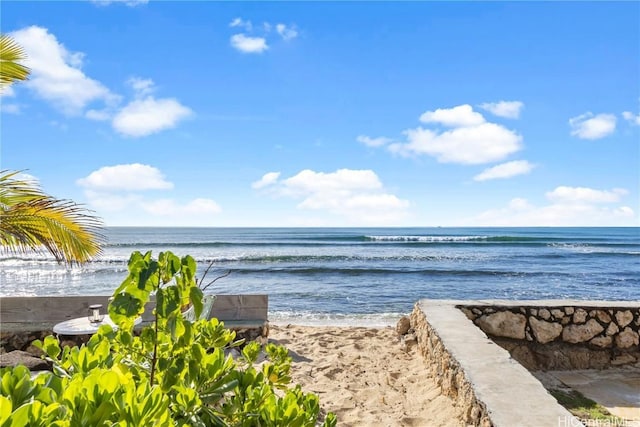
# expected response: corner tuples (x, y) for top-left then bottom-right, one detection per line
(0, 170), (105, 264)
(0, 34), (30, 88)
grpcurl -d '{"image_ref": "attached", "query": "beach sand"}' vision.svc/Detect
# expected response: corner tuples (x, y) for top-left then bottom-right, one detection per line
(268, 324), (463, 427)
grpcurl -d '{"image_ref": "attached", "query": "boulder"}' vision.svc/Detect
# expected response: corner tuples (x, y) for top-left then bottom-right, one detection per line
(589, 336), (612, 348)
(615, 327), (639, 349)
(615, 310), (634, 328)
(0, 350), (51, 371)
(529, 317), (562, 344)
(476, 311), (526, 339)
(562, 319), (604, 344)
(572, 308), (588, 324)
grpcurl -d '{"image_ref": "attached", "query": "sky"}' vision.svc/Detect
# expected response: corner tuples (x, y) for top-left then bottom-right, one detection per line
(1, 1), (639, 227)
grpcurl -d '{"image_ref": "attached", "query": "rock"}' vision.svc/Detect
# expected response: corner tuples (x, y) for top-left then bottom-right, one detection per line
(595, 310), (611, 323)
(530, 309), (538, 316)
(562, 319), (604, 343)
(615, 310), (634, 328)
(476, 311), (526, 339)
(589, 336), (612, 348)
(539, 309), (551, 320)
(615, 327), (639, 349)
(529, 317), (562, 344)
(459, 307), (475, 320)
(572, 308), (588, 324)
(565, 307), (574, 315)
(396, 316), (411, 336)
(0, 350), (51, 371)
(606, 322), (619, 336)
(551, 309), (564, 320)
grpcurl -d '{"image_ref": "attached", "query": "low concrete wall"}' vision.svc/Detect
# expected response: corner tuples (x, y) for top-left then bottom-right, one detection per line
(410, 300), (579, 427)
(0, 295), (269, 353)
(410, 304), (492, 426)
(459, 300), (640, 370)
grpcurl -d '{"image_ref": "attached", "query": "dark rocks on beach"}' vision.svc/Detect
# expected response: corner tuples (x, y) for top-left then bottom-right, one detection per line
(0, 350), (52, 371)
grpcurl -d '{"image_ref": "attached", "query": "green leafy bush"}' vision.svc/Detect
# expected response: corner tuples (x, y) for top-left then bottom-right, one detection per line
(0, 251), (337, 426)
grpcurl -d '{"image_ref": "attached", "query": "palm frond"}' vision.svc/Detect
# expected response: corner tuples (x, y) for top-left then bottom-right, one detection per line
(0, 170), (105, 264)
(0, 34), (30, 88)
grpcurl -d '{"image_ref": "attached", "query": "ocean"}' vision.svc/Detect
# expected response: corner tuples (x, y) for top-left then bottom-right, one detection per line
(1, 227), (638, 325)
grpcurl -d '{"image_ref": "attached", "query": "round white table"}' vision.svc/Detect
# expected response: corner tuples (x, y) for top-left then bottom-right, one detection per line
(53, 315), (141, 335)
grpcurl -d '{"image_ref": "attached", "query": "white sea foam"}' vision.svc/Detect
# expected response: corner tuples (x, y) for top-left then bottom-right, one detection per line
(366, 235), (487, 242)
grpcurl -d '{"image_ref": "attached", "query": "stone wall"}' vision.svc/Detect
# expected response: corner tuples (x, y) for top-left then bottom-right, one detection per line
(1, 324), (269, 356)
(460, 304), (640, 370)
(410, 305), (492, 426)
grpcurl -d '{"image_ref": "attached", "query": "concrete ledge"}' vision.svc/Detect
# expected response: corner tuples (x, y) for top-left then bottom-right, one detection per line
(411, 299), (582, 427)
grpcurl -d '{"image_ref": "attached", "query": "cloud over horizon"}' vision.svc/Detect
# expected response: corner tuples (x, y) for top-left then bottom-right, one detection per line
(77, 164), (221, 225)
(473, 185), (635, 226)
(252, 168), (410, 224)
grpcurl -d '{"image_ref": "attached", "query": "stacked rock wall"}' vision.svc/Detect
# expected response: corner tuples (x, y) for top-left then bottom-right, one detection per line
(460, 304), (640, 370)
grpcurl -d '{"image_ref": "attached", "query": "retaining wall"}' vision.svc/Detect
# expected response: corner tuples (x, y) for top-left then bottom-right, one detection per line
(460, 301), (640, 370)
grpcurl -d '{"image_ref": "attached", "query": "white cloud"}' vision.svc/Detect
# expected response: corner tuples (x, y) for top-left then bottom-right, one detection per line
(112, 96), (192, 137)
(389, 122), (522, 164)
(375, 104), (523, 164)
(228, 18), (297, 54)
(419, 104), (485, 127)
(357, 135), (392, 147)
(128, 76), (155, 97)
(77, 163), (174, 191)
(276, 24), (298, 41)
(473, 160), (535, 181)
(253, 168), (410, 224)
(252, 172), (281, 189)
(229, 18), (252, 31)
(545, 186), (627, 204)
(622, 111), (640, 126)
(8, 27), (189, 137)
(473, 186), (636, 226)
(569, 112), (616, 139)
(10, 26), (117, 115)
(78, 165), (221, 225)
(230, 34), (268, 54)
(479, 101), (524, 119)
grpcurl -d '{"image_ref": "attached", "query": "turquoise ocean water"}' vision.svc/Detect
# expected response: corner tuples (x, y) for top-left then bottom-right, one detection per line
(1, 227), (638, 325)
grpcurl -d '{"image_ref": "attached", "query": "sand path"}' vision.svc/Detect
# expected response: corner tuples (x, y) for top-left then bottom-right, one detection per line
(269, 324), (463, 427)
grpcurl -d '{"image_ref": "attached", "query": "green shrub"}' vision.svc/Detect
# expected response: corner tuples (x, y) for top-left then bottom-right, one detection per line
(0, 251), (337, 426)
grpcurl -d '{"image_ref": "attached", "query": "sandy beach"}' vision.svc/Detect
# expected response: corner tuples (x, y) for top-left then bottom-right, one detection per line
(269, 324), (463, 427)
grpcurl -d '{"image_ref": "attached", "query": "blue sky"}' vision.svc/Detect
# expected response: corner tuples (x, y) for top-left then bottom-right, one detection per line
(2, 1), (639, 227)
